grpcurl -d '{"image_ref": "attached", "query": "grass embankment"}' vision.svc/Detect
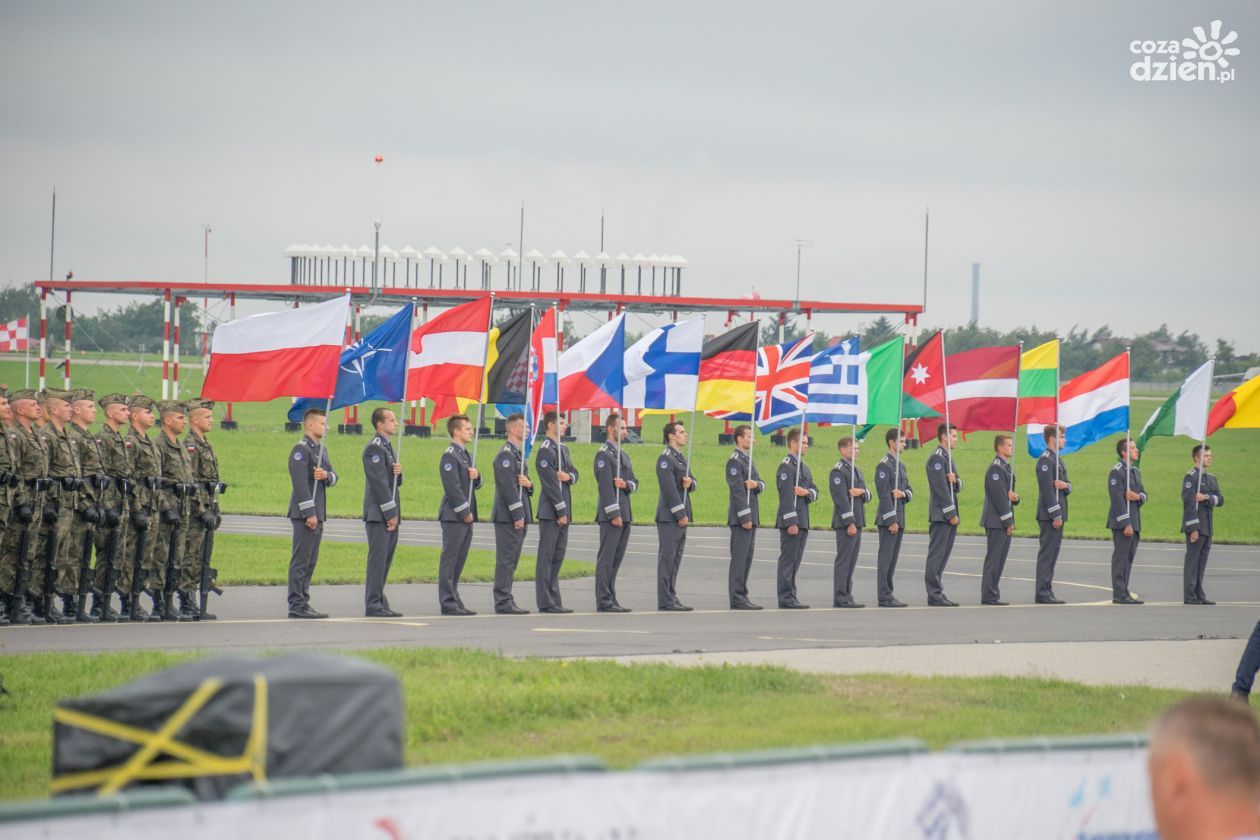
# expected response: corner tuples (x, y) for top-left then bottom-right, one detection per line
(4, 358), (1256, 542)
(0, 647), (1184, 802)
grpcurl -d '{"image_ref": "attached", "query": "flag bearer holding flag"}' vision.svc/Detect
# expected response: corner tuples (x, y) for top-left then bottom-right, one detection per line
(655, 420), (697, 611)
(535, 411), (577, 614)
(1107, 437), (1146, 605)
(1034, 425), (1071, 604)
(1182, 444), (1223, 605)
(362, 407), (403, 618)
(829, 435), (868, 609)
(980, 434), (1019, 606)
(875, 428), (913, 608)
(775, 426), (817, 610)
(438, 414), (481, 616)
(286, 408), (337, 619)
(594, 413), (636, 613)
(924, 423), (962, 607)
(725, 424), (764, 610)
(491, 413), (533, 615)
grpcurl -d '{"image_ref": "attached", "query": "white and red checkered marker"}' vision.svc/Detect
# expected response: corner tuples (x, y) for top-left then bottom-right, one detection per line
(0, 317), (28, 352)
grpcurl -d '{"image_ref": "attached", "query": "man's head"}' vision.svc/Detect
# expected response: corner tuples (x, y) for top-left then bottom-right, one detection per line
(1043, 424), (1065, 453)
(885, 427), (904, 453)
(936, 423), (959, 449)
(11, 389), (41, 424)
(605, 412), (626, 443)
(188, 399), (215, 435)
(100, 394), (131, 428)
(158, 401), (187, 435)
(128, 395), (156, 430)
(1192, 444), (1213, 469)
(505, 412), (525, 444)
(787, 427), (808, 455)
(303, 408), (327, 442)
(734, 424), (752, 451)
(447, 413), (473, 445)
(44, 389), (73, 426)
(0, 394), (10, 425)
(994, 434), (1013, 459)
(543, 411), (566, 439)
(1147, 696), (1260, 840)
(1117, 437), (1140, 463)
(372, 407), (397, 438)
(838, 436), (857, 460)
(663, 421), (686, 449)
(70, 388), (97, 426)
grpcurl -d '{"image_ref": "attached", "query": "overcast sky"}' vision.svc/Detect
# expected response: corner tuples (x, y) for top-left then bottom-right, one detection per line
(2, 1), (1257, 349)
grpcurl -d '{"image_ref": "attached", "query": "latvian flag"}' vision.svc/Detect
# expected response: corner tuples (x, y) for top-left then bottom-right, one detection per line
(0, 317), (29, 352)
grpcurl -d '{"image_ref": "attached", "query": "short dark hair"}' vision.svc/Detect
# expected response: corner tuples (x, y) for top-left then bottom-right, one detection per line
(787, 428), (802, 446)
(936, 423), (958, 442)
(302, 408), (326, 423)
(993, 434), (1012, 451)
(885, 427), (902, 445)
(605, 412), (621, 430)
(505, 412), (524, 427)
(662, 421), (684, 444)
(1192, 443), (1210, 460)
(370, 406), (392, 429)
(447, 413), (470, 436)
(838, 436), (854, 452)
(733, 424), (751, 442)
(542, 411), (558, 432)
(1042, 425), (1064, 444)
(1116, 437), (1132, 458)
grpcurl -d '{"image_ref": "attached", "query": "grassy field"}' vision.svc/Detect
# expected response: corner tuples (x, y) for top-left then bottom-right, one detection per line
(211, 533), (592, 585)
(0, 647), (1186, 802)
(4, 358), (1256, 543)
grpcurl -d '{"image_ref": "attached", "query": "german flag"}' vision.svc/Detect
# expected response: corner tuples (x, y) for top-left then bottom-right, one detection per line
(697, 322), (759, 413)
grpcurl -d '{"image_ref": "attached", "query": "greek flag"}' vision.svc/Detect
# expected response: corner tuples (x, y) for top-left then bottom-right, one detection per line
(805, 337), (864, 426)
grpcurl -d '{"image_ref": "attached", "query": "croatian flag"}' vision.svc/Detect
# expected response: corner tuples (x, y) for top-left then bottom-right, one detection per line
(622, 318), (704, 411)
(805, 337), (862, 425)
(558, 313), (625, 409)
(203, 294), (348, 402)
(526, 307), (558, 454)
(1028, 352), (1130, 457)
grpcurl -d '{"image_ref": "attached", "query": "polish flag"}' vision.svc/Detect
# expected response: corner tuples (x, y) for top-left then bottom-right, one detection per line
(202, 294), (348, 402)
(406, 297), (492, 400)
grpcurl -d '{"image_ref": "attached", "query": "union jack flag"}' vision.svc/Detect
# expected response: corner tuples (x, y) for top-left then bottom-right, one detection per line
(710, 334), (813, 432)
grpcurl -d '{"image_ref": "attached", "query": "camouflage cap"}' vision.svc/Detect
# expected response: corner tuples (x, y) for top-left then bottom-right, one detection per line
(127, 395), (156, 411)
(98, 392), (129, 410)
(44, 388), (74, 403)
(71, 388), (96, 403)
(0, 385), (7, 399)
(156, 400), (188, 416)
(186, 398), (215, 413)
(10, 388), (38, 402)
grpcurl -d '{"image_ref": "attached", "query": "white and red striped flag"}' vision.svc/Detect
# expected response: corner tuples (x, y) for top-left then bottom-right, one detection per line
(202, 294), (349, 402)
(406, 297), (492, 401)
(0, 317), (29, 352)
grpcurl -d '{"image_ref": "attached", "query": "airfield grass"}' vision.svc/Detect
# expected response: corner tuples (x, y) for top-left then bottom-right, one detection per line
(211, 533), (592, 585)
(4, 358), (1257, 543)
(0, 646), (1186, 802)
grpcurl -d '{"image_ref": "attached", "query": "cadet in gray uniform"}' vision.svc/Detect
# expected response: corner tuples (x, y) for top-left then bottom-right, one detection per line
(491, 413), (533, 615)
(1107, 437), (1146, 604)
(1034, 425), (1072, 604)
(438, 413), (481, 616)
(594, 413), (636, 613)
(535, 412), (578, 614)
(830, 435), (868, 608)
(924, 423), (963, 607)
(286, 408), (338, 619)
(775, 427), (817, 609)
(362, 407), (403, 618)
(1182, 443), (1223, 605)
(725, 424), (764, 610)
(980, 434), (1019, 605)
(874, 428), (913, 608)
(655, 420), (697, 611)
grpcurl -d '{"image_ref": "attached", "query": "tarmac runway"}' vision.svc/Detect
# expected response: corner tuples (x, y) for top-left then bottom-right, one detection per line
(4, 515), (1258, 669)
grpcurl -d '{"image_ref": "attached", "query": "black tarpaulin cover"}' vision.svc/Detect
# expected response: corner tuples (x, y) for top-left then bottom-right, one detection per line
(52, 653), (403, 800)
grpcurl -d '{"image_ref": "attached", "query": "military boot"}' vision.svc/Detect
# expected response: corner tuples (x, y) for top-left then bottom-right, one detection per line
(67, 594), (99, 624)
(177, 591), (198, 622)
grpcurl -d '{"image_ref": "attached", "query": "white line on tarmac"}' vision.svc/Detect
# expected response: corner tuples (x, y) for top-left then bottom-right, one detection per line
(532, 628), (650, 635)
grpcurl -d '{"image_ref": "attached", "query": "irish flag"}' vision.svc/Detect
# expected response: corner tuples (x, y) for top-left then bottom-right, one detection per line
(1207, 374), (1260, 435)
(1028, 352), (1130, 457)
(202, 294), (348, 402)
(1137, 360), (1214, 450)
(1018, 340), (1059, 425)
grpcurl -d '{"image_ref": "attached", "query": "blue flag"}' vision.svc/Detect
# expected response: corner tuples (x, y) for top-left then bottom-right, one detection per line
(287, 304), (414, 422)
(805, 337), (862, 426)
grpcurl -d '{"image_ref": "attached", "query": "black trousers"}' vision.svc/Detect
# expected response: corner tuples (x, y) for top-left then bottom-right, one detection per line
(833, 527), (861, 605)
(777, 528), (808, 605)
(925, 521), (956, 600)
(876, 526), (903, 603)
(1111, 529), (1140, 599)
(981, 528), (1012, 602)
(657, 522), (688, 608)
(1184, 533), (1212, 601)
(536, 519), (569, 610)
(288, 519), (323, 611)
(493, 522), (527, 609)
(595, 521), (631, 609)
(1036, 519), (1063, 599)
(728, 525), (756, 606)
(439, 520), (473, 610)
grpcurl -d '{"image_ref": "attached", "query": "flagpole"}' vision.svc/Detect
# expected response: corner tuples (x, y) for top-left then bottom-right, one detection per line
(25, 321), (30, 387)
(312, 295), (353, 508)
(1011, 341), (1023, 493)
(1054, 337), (1062, 505)
(746, 324), (761, 507)
(940, 329), (955, 507)
(1124, 346), (1132, 523)
(553, 304), (565, 478)
(894, 334), (906, 495)
(791, 334), (812, 519)
(391, 301), (414, 506)
(1195, 357), (1216, 499)
(520, 305), (535, 502)
(470, 294), (495, 498)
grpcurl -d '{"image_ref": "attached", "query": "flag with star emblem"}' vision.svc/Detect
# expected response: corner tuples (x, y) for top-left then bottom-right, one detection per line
(902, 330), (946, 419)
(286, 303), (414, 422)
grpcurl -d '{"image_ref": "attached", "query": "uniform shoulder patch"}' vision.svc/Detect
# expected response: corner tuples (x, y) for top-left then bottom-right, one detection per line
(1185, 481), (1192, 489)
(779, 472), (787, 481)
(502, 459), (511, 468)
(878, 470), (886, 480)
(833, 476), (842, 484)
(933, 462), (942, 470)
(371, 454), (381, 463)
(729, 466), (738, 476)
(294, 451), (303, 460)
(596, 459), (605, 469)
(659, 459), (670, 470)
(540, 458), (548, 468)
(444, 462), (453, 472)
(991, 472), (999, 481)
(1110, 477), (1117, 485)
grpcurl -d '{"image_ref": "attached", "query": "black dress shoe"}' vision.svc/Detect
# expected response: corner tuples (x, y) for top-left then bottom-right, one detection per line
(731, 602), (764, 610)
(1112, 596), (1144, 605)
(779, 601), (810, 609)
(835, 601), (865, 608)
(365, 609), (398, 617)
(1198, 596), (1216, 605)
(879, 599), (907, 608)
(981, 599), (1009, 606)
(288, 605), (328, 619)
(660, 603), (693, 612)
(1036, 596), (1066, 605)
(496, 605), (530, 615)
(927, 598), (957, 607)
(1183, 598), (1203, 605)
(441, 606), (476, 616)
(598, 604), (631, 613)
(540, 606), (573, 614)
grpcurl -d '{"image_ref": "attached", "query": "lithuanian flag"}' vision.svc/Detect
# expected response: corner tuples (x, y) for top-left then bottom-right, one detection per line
(696, 322), (759, 413)
(1017, 339), (1058, 425)
(1208, 374), (1260, 435)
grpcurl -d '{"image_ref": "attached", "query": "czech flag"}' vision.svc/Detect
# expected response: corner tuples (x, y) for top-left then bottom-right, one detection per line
(558, 313), (625, 409)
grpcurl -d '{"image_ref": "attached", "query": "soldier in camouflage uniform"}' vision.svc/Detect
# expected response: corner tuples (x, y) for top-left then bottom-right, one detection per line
(32, 388), (78, 624)
(154, 400), (194, 621)
(65, 388), (104, 623)
(124, 395), (164, 621)
(0, 388), (13, 626)
(91, 393), (133, 622)
(0, 389), (48, 624)
(183, 398), (223, 620)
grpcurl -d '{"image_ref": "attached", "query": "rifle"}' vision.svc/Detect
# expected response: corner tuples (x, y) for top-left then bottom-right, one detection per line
(128, 476), (158, 618)
(98, 522), (121, 622)
(198, 481), (226, 619)
(161, 480), (188, 619)
(38, 480), (60, 621)
(74, 513), (97, 622)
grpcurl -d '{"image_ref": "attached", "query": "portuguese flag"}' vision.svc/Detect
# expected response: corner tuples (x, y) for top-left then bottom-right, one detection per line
(1207, 372), (1260, 435)
(695, 321), (759, 413)
(1018, 339), (1059, 425)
